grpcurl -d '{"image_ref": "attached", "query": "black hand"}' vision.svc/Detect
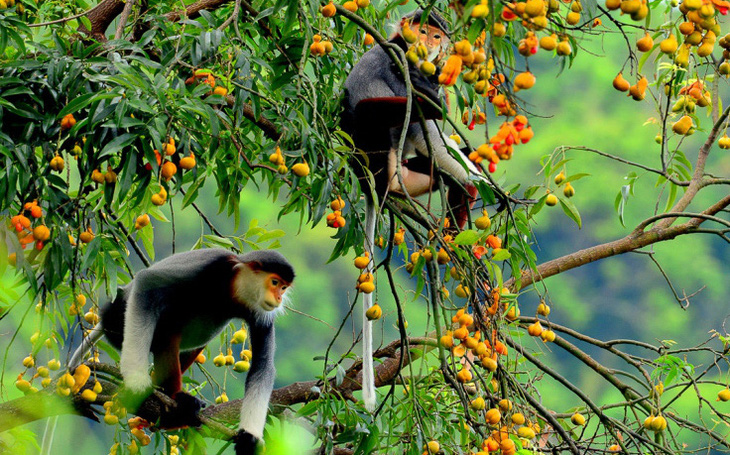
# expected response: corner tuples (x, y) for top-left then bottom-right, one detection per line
(157, 391), (205, 429)
(233, 430), (259, 455)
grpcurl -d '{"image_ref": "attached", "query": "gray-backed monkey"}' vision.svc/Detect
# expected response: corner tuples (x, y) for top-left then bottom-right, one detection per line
(69, 248), (295, 454)
(341, 10), (480, 412)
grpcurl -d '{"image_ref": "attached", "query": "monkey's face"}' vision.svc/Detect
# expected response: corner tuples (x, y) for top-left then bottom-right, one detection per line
(409, 23), (449, 63)
(262, 273), (291, 311)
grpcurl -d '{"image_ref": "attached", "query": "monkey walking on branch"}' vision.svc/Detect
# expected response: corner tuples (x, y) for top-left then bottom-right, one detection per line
(69, 248), (295, 455)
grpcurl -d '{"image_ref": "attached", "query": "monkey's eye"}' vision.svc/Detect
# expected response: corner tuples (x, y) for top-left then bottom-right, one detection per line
(433, 34), (441, 39)
(271, 278), (279, 287)
(420, 28), (427, 34)
(281, 285), (288, 292)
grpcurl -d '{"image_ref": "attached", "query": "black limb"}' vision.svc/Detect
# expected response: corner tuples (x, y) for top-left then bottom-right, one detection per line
(233, 430), (260, 455)
(157, 391), (205, 429)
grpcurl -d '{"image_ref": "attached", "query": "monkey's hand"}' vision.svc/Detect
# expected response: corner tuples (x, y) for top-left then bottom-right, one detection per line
(157, 391), (205, 429)
(233, 430), (260, 455)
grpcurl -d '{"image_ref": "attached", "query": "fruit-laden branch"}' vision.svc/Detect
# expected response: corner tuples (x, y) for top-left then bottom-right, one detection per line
(507, 193), (730, 290)
(207, 337), (436, 424)
(0, 337), (432, 431)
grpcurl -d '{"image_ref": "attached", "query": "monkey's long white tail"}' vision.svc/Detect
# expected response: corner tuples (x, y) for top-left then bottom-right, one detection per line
(68, 322), (104, 370)
(362, 198), (377, 412)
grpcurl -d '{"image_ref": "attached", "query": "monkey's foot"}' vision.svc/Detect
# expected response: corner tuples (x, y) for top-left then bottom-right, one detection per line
(232, 430), (260, 455)
(156, 391), (205, 429)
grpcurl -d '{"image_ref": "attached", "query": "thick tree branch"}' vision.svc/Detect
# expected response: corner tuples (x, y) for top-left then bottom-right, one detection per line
(508, 194), (730, 290)
(0, 338), (432, 431)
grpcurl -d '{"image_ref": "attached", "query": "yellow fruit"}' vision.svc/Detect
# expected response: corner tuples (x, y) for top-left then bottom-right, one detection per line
(356, 0), (369, 7)
(93, 381), (103, 393)
(475, 210), (491, 230)
(528, 321), (543, 336)
(650, 414), (667, 432)
(213, 354), (226, 367)
(80, 229), (94, 243)
(420, 61), (436, 76)
(439, 334), (454, 348)
(541, 329), (556, 342)
(471, 3), (489, 17)
(537, 302), (550, 316)
(215, 393), (229, 404)
(291, 162), (310, 177)
(563, 182), (575, 198)
(365, 304), (382, 320)
(554, 171), (566, 185)
(571, 412), (586, 425)
(22, 355), (35, 368)
(514, 71), (536, 91)
(540, 34), (558, 51)
(233, 360), (251, 372)
(151, 193), (165, 206)
(485, 407), (501, 424)
(672, 115), (693, 135)
(15, 378), (31, 392)
(104, 414), (120, 425)
(232, 329), (247, 343)
(343, 1), (358, 12)
(91, 169), (105, 184)
(213, 86), (228, 97)
(196, 353), (206, 363)
(179, 155), (196, 170)
(359, 281), (375, 294)
(456, 368), (473, 383)
(511, 412), (526, 425)
(225, 353), (235, 365)
(517, 426), (536, 439)
(32, 225), (50, 241)
(161, 161), (177, 181)
(482, 357), (498, 371)
(612, 73), (630, 92)
(48, 359), (61, 370)
(454, 284), (470, 298)
(354, 253), (370, 269)
(471, 396), (486, 410)
(660, 34), (678, 54)
(637, 32), (654, 52)
(164, 142), (176, 156)
(545, 194), (558, 206)
(81, 389), (98, 402)
(426, 440), (440, 454)
(556, 40), (572, 56)
(322, 2), (336, 16)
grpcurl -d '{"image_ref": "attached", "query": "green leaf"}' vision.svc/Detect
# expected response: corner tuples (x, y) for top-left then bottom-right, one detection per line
(559, 197), (582, 228)
(493, 249), (511, 261)
(98, 133), (136, 158)
(453, 230), (480, 245)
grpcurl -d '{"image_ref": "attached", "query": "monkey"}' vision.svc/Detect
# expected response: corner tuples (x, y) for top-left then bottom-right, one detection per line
(340, 9), (481, 412)
(68, 248), (295, 455)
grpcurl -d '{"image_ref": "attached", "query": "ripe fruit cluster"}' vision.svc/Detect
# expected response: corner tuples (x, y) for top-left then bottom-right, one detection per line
(10, 201), (50, 251)
(185, 69), (229, 97)
(151, 185), (168, 206)
(213, 345), (251, 373)
(326, 197), (347, 228)
(439, 306), (509, 377)
(474, 401), (541, 455)
(268, 146), (288, 174)
(91, 165), (118, 185)
(310, 34), (334, 57)
(468, 116), (533, 173)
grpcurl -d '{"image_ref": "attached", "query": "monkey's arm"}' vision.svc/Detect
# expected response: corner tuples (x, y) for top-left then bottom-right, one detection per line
(235, 322), (276, 454)
(118, 272), (160, 394)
